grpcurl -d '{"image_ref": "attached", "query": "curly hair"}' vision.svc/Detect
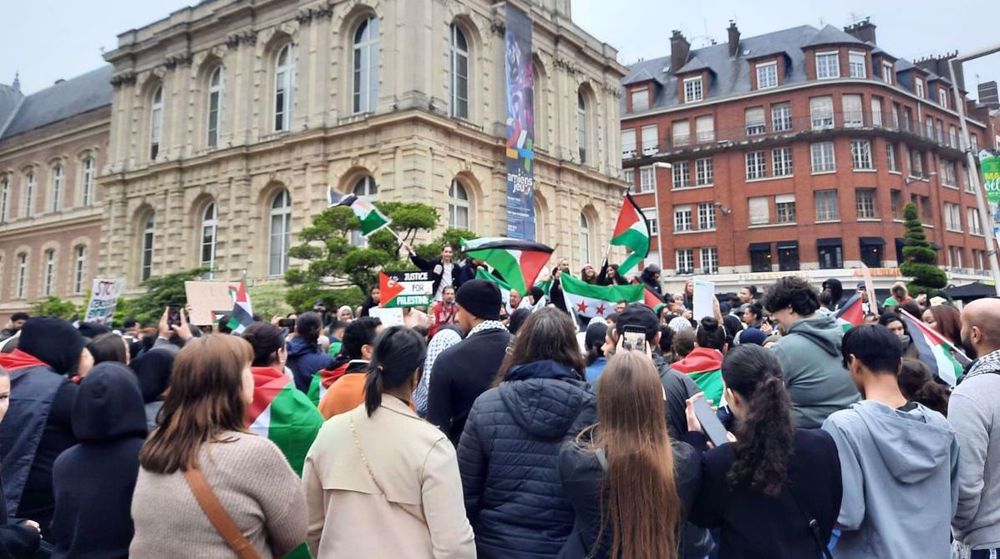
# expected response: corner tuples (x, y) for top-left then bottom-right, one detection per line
(722, 344), (794, 496)
(762, 276), (820, 316)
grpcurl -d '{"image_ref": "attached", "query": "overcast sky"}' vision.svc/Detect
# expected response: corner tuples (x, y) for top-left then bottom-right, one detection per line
(1, 0), (996, 99)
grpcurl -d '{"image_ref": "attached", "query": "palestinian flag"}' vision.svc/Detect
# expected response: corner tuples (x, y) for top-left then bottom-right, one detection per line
(561, 273), (643, 319)
(329, 187), (391, 237)
(610, 193), (650, 275)
(476, 267), (513, 304)
(834, 292), (864, 332)
(672, 348), (724, 407)
(899, 310), (971, 387)
(226, 280), (253, 334)
(462, 237), (553, 295)
(246, 367), (324, 476)
(644, 286), (665, 312)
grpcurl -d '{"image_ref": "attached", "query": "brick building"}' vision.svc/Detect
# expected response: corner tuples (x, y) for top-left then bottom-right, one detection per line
(620, 20), (992, 291)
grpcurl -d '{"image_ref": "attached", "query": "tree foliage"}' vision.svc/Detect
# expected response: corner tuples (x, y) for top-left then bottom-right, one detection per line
(117, 268), (208, 326)
(899, 202), (947, 295)
(31, 296), (81, 321)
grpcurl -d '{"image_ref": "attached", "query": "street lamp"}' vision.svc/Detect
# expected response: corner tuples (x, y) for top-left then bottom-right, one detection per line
(652, 162), (672, 268)
(948, 45), (1000, 295)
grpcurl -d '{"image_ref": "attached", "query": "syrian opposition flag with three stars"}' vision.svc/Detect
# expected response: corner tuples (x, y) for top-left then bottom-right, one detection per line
(560, 273), (644, 319)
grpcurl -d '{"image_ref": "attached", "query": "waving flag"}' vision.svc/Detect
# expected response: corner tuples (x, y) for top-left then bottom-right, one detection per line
(561, 273), (644, 319)
(610, 193), (651, 275)
(475, 267), (513, 302)
(246, 368), (324, 476)
(329, 187), (391, 237)
(899, 310), (971, 387)
(226, 280), (253, 334)
(644, 286), (665, 311)
(834, 292), (864, 332)
(462, 237), (553, 295)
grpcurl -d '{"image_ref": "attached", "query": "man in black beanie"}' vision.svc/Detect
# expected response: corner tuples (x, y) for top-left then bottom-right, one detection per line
(427, 280), (511, 444)
(0, 317), (83, 536)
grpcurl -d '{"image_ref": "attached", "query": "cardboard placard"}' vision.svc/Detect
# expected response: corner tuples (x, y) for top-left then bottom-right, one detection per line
(369, 306), (404, 327)
(379, 271), (434, 308)
(83, 278), (124, 325)
(693, 279), (716, 322)
(185, 281), (238, 326)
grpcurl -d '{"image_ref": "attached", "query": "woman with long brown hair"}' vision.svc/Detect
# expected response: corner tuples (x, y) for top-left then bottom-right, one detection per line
(130, 335), (306, 558)
(558, 350), (698, 558)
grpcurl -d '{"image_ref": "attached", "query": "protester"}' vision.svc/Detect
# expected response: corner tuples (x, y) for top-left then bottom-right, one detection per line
(428, 280), (510, 444)
(580, 265), (598, 285)
(878, 311), (919, 359)
(0, 313), (28, 341)
(596, 262), (628, 286)
(412, 326), (463, 417)
(737, 286), (757, 305)
(152, 307), (195, 354)
(822, 325), (958, 559)
(359, 286), (381, 317)
(128, 347), (175, 432)
(506, 288), (532, 316)
(763, 277), (859, 428)
(458, 307), (594, 558)
(507, 307), (531, 336)
(950, 298), (1000, 557)
(672, 328), (696, 361)
(317, 317), (382, 418)
(326, 319), (346, 357)
(583, 322), (608, 383)
(682, 280), (694, 310)
(51, 363), (148, 558)
(430, 285), (459, 336)
(242, 322), (323, 475)
(922, 304), (963, 347)
(410, 245), (460, 301)
(640, 264), (663, 299)
(559, 350), (697, 558)
(286, 312), (334, 393)
(898, 359), (950, 416)
(304, 326), (474, 557)
(821, 278), (846, 311)
(735, 327), (767, 346)
(336, 305), (354, 323)
(671, 317), (726, 406)
(657, 324), (675, 359)
(882, 282), (912, 310)
(130, 335), (306, 557)
(0, 367), (41, 557)
(741, 302), (763, 328)
(548, 263), (569, 314)
(87, 332), (130, 366)
(0, 317), (84, 537)
(686, 344), (843, 558)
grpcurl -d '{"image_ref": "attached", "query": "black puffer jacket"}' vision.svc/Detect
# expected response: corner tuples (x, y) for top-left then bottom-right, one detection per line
(458, 359), (595, 559)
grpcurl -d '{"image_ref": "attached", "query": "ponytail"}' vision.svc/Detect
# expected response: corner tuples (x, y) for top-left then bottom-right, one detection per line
(363, 326), (427, 417)
(899, 358), (950, 417)
(363, 365), (385, 417)
(722, 345), (794, 496)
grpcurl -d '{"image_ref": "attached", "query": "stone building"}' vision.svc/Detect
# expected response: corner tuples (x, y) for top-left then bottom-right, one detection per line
(99, 0), (628, 290)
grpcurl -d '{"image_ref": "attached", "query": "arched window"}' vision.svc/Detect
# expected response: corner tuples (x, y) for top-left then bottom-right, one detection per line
(73, 245), (86, 294)
(207, 66), (223, 148)
(577, 90), (588, 164)
(450, 23), (469, 119)
(141, 213), (155, 281)
(351, 176), (377, 247)
(150, 86), (163, 160)
(50, 164), (63, 212)
(448, 179), (470, 229)
(579, 213), (592, 265)
(201, 202), (217, 272)
(533, 61), (544, 149)
(0, 175), (9, 222)
(274, 44), (293, 131)
(15, 253), (27, 299)
(24, 170), (35, 217)
(81, 157), (94, 206)
(269, 190), (292, 276)
(353, 16), (380, 114)
(43, 249), (56, 296)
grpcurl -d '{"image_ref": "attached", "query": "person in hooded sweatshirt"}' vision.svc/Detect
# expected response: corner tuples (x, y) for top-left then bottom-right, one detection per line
(50, 363), (148, 558)
(129, 348), (174, 432)
(822, 325), (958, 559)
(763, 277), (860, 428)
(285, 312), (335, 393)
(0, 367), (42, 558)
(0, 317), (84, 537)
(458, 307), (595, 559)
(670, 317), (726, 406)
(316, 317), (382, 419)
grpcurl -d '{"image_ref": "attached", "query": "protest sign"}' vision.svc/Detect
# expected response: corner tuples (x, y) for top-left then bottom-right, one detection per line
(379, 271), (434, 308)
(370, 306), (404, 327)
(693, 279), (716, 322)
(83, 278), (124, 325)
(185, 281), (238, 325)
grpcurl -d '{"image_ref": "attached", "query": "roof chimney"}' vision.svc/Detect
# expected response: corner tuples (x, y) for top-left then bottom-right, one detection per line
(843, 17), (877, 45)
(979, 81), (999, 109)
(727, 21), (741, 58)
(670, 30), (691, 73)
(11, 72), (20, 93)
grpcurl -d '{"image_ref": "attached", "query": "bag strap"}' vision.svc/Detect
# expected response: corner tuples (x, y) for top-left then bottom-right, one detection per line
(788, 486), (834, 559)
(184, 467), (262, 559)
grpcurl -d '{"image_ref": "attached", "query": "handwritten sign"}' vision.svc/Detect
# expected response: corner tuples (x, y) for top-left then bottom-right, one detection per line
(83, 278), (124, 325)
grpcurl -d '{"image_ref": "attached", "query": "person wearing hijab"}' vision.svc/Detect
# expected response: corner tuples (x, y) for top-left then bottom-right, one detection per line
(129, 348), (175, 432)
(50, 363), (148, 558)
(0, 317), (84, 537)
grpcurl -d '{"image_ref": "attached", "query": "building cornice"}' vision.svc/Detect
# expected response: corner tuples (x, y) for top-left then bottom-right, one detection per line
(0, 208), (102, 240)
(0, 111), (110, 157)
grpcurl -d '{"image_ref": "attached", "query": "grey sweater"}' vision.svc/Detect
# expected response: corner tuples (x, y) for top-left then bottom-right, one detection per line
(950, 349), (1000, 550)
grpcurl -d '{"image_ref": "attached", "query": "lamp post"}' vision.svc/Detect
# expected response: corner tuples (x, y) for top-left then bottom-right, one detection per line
(653, 162), (672, 269)
(948, 46), (1000, 295)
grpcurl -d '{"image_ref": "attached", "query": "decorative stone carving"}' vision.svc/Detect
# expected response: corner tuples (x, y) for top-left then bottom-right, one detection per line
(110, 71), (137, 87)
(164, 52), (194, 69)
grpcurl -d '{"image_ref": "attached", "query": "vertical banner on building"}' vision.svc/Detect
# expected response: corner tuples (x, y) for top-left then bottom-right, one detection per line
(83, 278), (124, 325)
(504, 4), (535, 240)
(983, 154), (1000, 249)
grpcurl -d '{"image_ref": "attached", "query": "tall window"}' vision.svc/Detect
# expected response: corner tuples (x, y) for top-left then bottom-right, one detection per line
(772, 147), (793, 177)
(579, 213), (592, 265)
(887, 142), (898, 172)
(150, 86), (163, 160)
(810, 96), (834, 129)
(641, 208), (658, 235)
(815, 190), (839, 221)
(700, 247), (719, 274)
(811, 142), (836, 173)
(73, 245), (86, 294)
(683, 77), (703, 103)
(672, 161), (690, 189)
(207, 66), (223, 148)
(0, 175), (8, 222)
(43, 249), (55, 296)
(748, 197), (770, 225)
(15, 253), (26, 299)
(639, 166), (655, 192)
(695, 115), (715, 142)
(848, 51), (866, 78)
(577, 90), (588, 163)
(871, 97), (883, 127)
(50, 164), (63, 212)
(842, 94), (863, 127)
(777, 242), (800, 271)
(756, 62), (778, 89)
(641, 125), (658, 155)
(81, 157), (94, 206)
(969, 208), (983, 235)
(939, 88), (950, 109)
(851, 140), (873, 170)
(941, 161), (957, 186)
(771, 102), (792, 132)
(676, 249), (694, 274)
(882, 61), (894, 84)
(141, 213), (155, 281)
(351, 176), (378, 247)
(621, 129), (637, 158)
(816, 52), (840, 79)
(201, 202), (217, 271)
(450, 24), (469, 119)
(24, 170), (35, 217)
(624, 169), (636, 191)
(695, 158), (713, 185)
(274, 44), (293, 131)
(891, 190), (903, 219)
(630, 88), (649, 112)
(673, 205), (692, 232)
(353, 16), (380, 114)
(818, 240), (843, 269)
(944, 203), (962, 231)
(745, 107), (765, 136)
(915, 78), (925, 98)
(910, 149), (924, 178)
(855, 189), (878, 219)
(745, 151), (766, 180)
(448, 180), (470, 229)
(776, 194), (796, 223)
(672, 120), (690, 146)
(269, 190), (292, 276)
(698, 202), (716, 230)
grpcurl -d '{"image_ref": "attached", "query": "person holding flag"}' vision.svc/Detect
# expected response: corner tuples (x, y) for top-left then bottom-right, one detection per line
(607, 192), (651, 276)
(407, 245), (461, 302)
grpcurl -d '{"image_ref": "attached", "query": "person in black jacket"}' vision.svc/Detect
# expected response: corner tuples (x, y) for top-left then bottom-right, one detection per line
(408, 244), (460, 301)
(427, 280), (510, 444)
(458, 307), (595, 559)
(684, 344), (843, 559)
(640, 264), (664, 300)
(0, 368), (41, 558)
(285, 312), (334, 392)
(50, 362), (147, 558)
(559, 350), (699, 559)
(358, 286), (381, 317)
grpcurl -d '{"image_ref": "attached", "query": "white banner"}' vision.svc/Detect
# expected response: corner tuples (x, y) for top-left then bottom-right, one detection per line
(83, 278), (124, 325)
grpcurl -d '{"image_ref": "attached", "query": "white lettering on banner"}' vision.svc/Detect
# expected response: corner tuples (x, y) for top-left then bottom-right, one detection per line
(507, 173), (534, 194)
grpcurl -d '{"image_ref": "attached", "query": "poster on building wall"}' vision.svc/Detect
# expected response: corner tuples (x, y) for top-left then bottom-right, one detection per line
(982, 155), (1000, 248)
(504, 4), (536, 240)
(83, 278), (124, 325)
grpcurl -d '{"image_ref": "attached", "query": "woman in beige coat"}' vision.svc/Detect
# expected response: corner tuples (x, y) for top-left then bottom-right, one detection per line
(303, 326), (475, 558)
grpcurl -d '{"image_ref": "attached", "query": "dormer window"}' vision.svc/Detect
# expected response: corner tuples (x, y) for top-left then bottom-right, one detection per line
(881, 61), (894, 84)
(939, 87), (950, 109)
(915, 78), (925, 98)
(683, 77), (703, 103)
(631, 88), (649, 112)
(756, 61), (778, 90)
(816, 51), (840, 79)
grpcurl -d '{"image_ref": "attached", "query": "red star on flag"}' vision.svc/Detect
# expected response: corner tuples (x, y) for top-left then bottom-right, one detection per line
(595, 304), (606, 315)
(576, 301), (588, 313)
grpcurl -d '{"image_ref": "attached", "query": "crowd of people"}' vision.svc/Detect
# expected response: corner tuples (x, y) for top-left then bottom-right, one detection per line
(0, 256), (997, 558)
